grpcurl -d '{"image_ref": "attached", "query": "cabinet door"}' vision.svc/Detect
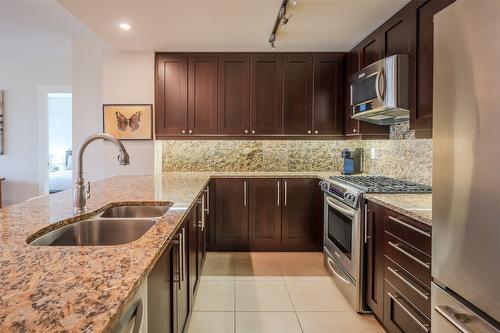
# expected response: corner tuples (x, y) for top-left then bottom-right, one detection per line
(156, 54), (188, 136)
(188, 54), (218, 135)
(214, 178), (249, 250)
(188, 203), (198, 307)
(250, 54), (283, 135)
(148, 247), (172, 333)
(248, 178), (282, 250)
(344, 52), (360, 136)
(364, 201), (386, 320)
(283, 54), (313, 135)
(384, 282), (431, 333)
(217, 54), (250, 135)
(281, 178), (317, 250)
(412, 0), (455, 138)
(172, 225), (189, 333)
(313, 54), (344, 136)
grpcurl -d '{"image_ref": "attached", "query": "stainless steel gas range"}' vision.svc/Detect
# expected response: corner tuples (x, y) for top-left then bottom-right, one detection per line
(319, 175), (431, 313)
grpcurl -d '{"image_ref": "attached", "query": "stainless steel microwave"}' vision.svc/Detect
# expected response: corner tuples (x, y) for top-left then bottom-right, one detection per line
(349, 54), (409, 125)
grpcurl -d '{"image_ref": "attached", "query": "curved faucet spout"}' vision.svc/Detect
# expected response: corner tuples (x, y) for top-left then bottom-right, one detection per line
(74, 133), (130, 214)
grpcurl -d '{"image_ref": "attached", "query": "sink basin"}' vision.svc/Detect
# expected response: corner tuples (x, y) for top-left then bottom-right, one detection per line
(98, 205), (170, 218)
(30, 218), (157, 246)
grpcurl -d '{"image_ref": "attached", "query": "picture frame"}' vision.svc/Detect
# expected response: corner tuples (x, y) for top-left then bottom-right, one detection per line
(103, 104), (153, 140)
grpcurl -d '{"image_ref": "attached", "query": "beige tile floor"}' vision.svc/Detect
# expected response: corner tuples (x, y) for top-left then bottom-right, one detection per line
(187, 252), (385, 333)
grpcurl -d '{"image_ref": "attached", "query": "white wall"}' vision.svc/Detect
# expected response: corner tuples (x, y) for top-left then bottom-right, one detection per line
(0, 57), (72, 205)
(101, 51), (155, 177)
(72, 48), (155, 183)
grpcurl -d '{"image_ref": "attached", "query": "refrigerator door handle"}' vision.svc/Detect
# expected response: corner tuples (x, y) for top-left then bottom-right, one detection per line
(435, 305), (499, 333)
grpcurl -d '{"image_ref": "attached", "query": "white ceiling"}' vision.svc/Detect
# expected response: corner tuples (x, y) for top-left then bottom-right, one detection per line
(0, 0), (97, 58)
(57, 0), (411, 52)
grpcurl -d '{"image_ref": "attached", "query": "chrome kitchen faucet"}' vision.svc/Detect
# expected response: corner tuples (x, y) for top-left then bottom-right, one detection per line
(73, 133), (129, 214)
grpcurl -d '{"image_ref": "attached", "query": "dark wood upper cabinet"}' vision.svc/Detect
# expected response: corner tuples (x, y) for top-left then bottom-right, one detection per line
(248, 178), (282, 251)
(313, 54), (344, 136)
(214, 178), (249, 250)
(360, 35), (382, 68)
(250, 54), (283, 135)
(412, 0), (455, 138)
(217, 54), (251, 135)
(283, 54), (313, 135)
(281, 178), (319, 251)
(364, 201), (386, 320)
(188, 54), (218, 135)
(155, 54), (188, 136)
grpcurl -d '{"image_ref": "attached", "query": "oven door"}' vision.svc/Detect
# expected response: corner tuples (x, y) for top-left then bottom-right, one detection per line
(323, 194), (360, 280)
(350, 59), (386, 113)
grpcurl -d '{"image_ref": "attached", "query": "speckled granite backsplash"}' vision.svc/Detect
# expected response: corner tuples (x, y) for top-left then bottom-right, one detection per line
(160, 138), (432, 187)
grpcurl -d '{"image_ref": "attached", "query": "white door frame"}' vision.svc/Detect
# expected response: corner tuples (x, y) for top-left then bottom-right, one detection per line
(38, 85), (72, 195)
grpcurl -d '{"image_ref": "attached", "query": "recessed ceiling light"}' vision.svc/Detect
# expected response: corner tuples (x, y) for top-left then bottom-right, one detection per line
(119, 23), (131, 31)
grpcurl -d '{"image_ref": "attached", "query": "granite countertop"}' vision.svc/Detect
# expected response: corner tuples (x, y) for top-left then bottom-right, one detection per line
(363, 193), (432, 225)
(0, 171), (330, 333)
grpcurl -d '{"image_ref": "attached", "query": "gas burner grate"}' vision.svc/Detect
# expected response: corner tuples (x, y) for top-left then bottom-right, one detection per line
(330, 175), (432, 193)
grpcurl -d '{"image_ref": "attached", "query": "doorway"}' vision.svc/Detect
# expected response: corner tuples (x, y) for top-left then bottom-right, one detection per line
(38, 88), (73, 195)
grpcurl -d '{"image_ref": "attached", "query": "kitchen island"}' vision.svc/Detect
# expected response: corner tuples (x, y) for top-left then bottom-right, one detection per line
(0, 172), (328, 333)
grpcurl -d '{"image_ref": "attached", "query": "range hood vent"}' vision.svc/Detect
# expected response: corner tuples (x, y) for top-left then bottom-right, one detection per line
(351, 107), (409, 126)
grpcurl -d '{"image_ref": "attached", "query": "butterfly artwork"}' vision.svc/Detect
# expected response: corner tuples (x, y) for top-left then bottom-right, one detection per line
(103, 104), (152, 140)
(115, 111), (141, 132)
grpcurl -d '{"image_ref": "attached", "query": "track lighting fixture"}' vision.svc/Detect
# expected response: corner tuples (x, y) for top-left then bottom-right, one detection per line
(268, 0), (297, 50)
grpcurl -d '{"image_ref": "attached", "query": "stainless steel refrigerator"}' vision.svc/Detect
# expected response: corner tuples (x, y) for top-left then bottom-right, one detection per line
(433, 0), (500, 332)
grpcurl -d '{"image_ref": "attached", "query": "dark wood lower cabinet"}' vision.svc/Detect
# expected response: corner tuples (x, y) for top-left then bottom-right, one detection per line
(214, 178), (249, 250)
(188, 203), (198, 308)
(248, 178), (282, 251)
(364, 200), (385, 320)
(148, 246), (173, 333)
(281, 178), (319, 251)
(210, 177), (322, 252)
(173, 224), (189, 333)
(364, 200), (432, 333)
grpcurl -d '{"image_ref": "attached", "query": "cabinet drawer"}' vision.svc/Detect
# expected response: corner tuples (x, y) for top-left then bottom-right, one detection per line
(385, 257), (431, 318)
(384, 282), (431, 333)
(385, 232), (431, 285)
(385, 212), (431, 256)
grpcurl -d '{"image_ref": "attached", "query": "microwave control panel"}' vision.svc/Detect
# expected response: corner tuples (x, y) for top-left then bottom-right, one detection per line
(353, 101), (373, 114)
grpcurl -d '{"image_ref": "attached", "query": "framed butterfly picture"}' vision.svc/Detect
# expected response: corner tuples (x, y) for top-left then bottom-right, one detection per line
(103, 104), (153, 140)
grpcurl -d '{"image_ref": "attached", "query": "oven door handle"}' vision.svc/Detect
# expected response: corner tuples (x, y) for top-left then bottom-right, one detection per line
(325, 197), (355, 218)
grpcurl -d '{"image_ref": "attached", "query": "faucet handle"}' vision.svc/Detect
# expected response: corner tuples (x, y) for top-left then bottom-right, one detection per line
(86, 181), (91, 199)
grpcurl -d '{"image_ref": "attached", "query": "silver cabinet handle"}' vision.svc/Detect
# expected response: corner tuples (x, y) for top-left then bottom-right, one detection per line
(387, 266), (430, 300)
(284, 181), (287, 206)
(251, 130), (255, 134)
(307, 130), (311, 134)
(188, 129), (192, 134)
(364, 204), (370, 244)
(205, 186), (210, 215)
(244, 129), (249, 134)
(182, 129), (186, 134)
(388, 292), (429, 333)
(277, 180), (280, 207)
(180, 228), (185, 283)
(353, 128), (357, 133)
(200, 195), (205, 231)
(243, 180), (247, 207)
(314, 130), (318, 134)
(388, 215), (431, 238)
(388, 241), (430, 269)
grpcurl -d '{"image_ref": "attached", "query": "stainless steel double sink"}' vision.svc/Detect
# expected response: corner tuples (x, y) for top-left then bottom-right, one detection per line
(30, 204), (170, 246)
